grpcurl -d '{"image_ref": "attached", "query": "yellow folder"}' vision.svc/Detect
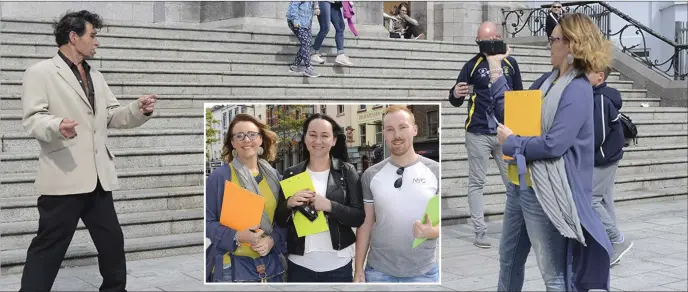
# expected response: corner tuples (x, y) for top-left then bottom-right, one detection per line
(503, 89), (542, 160)
(279, 171), (330, 237)
(412, 195), (441, 248)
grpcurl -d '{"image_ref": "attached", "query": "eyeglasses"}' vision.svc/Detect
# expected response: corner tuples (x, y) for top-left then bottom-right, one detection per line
(548, 36), (564, 46)
(394, 167), (405, 188)
(232, 131), (261, 141)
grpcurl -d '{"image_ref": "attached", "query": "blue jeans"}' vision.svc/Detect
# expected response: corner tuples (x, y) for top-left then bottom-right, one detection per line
(312, 1), (345, 54)
(498, 185), (567, 292)
(364, 263), (439, 283)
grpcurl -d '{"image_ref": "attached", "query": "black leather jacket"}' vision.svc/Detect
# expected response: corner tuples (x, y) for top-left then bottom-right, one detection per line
(274, 157), (365, 255)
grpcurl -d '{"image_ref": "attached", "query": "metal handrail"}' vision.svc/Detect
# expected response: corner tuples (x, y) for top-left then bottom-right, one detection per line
(502, 1), (687, 80)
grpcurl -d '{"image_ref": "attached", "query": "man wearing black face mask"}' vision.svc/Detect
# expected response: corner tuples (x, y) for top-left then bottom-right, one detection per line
(448, 21), (523, 249)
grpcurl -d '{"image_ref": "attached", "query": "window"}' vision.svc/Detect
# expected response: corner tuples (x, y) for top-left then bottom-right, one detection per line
(320, 105), (327, 114)
(375, 122), (383, 145)
(222, 112), (228, 129)
(266, 106), (274, 126)
(359, 104), (366, 111)
(258, 114), (262, 121)
(427, 110), (439, 138)
(359, 124), (367, 145)
(337, 105), (345, 115)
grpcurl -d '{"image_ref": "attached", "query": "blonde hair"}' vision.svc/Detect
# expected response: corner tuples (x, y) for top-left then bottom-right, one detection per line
(559, 13), (613, 73)
(383, 105), (415, 124)
(221, 114), (278, 163)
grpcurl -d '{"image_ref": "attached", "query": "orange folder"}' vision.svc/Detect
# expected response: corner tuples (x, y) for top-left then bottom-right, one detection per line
(503, 89), (542, 160)
(219, 180), (265, 232)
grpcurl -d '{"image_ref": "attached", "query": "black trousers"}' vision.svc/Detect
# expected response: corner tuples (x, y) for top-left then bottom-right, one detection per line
(287, 259), (353, 283)
(20, 180), (127, 292)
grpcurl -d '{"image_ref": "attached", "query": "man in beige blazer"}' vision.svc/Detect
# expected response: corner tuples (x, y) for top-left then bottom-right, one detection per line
(19, 10), (157, 292)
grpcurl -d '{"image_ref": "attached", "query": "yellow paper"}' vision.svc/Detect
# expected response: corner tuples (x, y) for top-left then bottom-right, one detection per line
(412, 195), (440, 248)
(279, 171), (329, 237)
(504, 89), (542, 160)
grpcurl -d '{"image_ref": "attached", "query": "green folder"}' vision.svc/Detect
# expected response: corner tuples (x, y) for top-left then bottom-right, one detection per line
(279, 171), (330, 237)
(412, 195), (440, 248)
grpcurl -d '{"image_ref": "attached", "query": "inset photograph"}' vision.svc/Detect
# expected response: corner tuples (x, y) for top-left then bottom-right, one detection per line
(204, 103), (441, 284)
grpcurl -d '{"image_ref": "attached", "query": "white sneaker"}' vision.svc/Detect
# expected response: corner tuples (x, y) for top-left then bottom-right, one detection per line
(311, 54), (325, 64)
(335, 54), (354, 66)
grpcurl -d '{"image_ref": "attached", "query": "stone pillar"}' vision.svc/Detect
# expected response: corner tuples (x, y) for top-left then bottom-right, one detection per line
(430, 1), (531, 42)
(432, 2), (484, 42)
(198, 1), (387, 38)
(411, 2), (431, 40)
(152, 1), (201, 24)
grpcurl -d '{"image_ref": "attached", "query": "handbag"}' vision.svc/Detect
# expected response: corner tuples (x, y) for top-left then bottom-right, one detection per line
(618, 112), (638, 147)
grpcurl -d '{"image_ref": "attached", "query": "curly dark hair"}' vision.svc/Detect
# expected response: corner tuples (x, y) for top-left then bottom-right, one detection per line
(53, 10), (103, 47)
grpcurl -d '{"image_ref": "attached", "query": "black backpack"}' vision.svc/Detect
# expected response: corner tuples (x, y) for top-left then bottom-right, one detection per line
(618, 112), (638, 147)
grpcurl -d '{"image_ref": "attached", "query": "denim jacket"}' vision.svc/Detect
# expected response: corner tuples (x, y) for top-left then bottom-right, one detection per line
(286, 1), (316, 29)
(205, 164), (288, 282)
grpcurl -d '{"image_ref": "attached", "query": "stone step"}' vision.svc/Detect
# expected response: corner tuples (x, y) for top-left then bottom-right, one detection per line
(0, 80), (650, 99)
(441, 107), (688, 123)
(440, 120), (688, 139)
(440, 170), (688, 211)
(1, 208), (203, 252)
(441, 131), (687, 153)
(441, 143), (688, 167)
(0, 28), (553, 60)
(442, 166), (688, 200)
(0, 146), (203, 174)
(0, 41), (552, 66)
(441, 157), (688, 188)
(0, 18), (552, 54)
(438, 98), (660, 108)
(0, 67), (636, 89)
(0, 53), (572, 79)
(1, 186), (203, 223)
(0, 94), (444, 110)
(1, 128), (202, 152)
(0, 109), (202, 133)
(1, 165), (203, 198)
(441, 186), (688, 225)
(1, 232), (204, 275)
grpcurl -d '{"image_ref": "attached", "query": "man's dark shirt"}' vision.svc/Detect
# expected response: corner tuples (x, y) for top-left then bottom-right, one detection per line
(58, 50), (95, 112)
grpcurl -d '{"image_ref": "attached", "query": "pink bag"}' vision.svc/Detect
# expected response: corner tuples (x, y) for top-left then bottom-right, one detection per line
(342, 1), (359, 36)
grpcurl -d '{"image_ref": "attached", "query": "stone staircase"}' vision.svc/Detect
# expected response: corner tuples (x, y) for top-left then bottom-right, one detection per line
(1, 18), (686, 272)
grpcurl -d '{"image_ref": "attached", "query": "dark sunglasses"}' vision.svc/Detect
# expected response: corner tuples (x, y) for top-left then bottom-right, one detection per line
(552, 5), (562, 8)
(394, 167), (405, 188)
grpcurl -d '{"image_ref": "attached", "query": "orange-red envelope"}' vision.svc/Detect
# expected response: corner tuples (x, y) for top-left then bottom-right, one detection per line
(219, 180), (265, 231)
(503, 89), (542, 161)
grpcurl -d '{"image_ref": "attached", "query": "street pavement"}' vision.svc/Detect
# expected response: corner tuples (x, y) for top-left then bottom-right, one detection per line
(1, 197), (685, 291)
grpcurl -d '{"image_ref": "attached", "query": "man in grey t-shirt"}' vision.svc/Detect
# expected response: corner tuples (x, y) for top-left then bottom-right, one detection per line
(354, 105), (440, 283)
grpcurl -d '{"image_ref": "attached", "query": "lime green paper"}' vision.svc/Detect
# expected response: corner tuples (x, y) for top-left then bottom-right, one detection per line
(279, 171), (329, 237)
(412, 195), (440, 248)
